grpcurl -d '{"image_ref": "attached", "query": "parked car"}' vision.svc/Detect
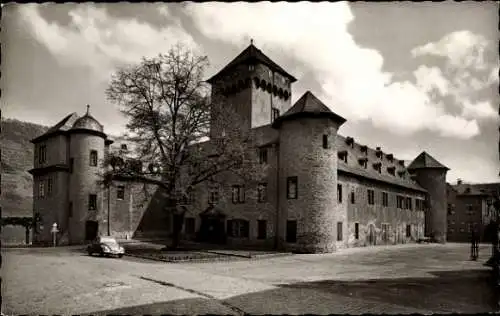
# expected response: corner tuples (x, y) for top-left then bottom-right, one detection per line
(87, 236), (125, 258)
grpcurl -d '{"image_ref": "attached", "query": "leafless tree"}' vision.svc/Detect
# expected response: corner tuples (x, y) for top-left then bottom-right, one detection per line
(104, 43), (265, 249)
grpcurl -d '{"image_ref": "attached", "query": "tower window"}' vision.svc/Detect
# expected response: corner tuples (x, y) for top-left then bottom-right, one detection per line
(322, 134), (329, 149)
(90, 150), (98, 167)
(355, 223), (359, 239)
(88, 194), (97, 211)
(350, 190), (355, 204)
(69, 158), (74, 173)
(259, 148), (268, 164)
(406, 224), (412, 238)
(117, 186), (125, 200)
(272, 107), (280, 122)
(337, 222), (343, 241)
(287, 176), (298, 199)
(337, 184), (342, 203)
(249, 64), (255, 71)
(38, 144), (47, 164)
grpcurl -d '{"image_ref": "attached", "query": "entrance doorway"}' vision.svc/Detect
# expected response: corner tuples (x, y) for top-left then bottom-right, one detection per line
(198, 206), (226, 244)
(85, 221), (99, 241)
(367, 224), (376, 246)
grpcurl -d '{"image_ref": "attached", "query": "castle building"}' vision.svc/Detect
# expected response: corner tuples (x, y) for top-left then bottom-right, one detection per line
(30, 43), (451, 252)
(446, 181), (500, 243)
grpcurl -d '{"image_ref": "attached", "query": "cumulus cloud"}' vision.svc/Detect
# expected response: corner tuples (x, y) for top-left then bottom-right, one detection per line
(185, 3), (494, 139)
(412, 30), (497, 123)
(18, 4), (198, 79)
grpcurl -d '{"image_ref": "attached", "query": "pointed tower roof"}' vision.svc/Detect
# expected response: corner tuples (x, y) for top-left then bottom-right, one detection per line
(206, 42), (297, 84)
(407, 151), (449, 171)
(272, 91), (346, 128)
(31, 112), (79, 143)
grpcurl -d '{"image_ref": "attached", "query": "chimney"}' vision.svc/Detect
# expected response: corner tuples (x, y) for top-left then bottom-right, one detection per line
(457, 178), (463, 185)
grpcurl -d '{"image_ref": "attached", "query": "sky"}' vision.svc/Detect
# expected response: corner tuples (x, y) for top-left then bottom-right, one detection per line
(1, 2), (499, 184)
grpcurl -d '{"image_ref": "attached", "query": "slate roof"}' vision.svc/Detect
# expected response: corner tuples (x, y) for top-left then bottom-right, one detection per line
(72, 114), (103, 133)
(452, 182), (500, 197)
(31, 112), (79, 143)
(335, 134), (426, 192)
(206, 43), (297, 83)
(407, 151), (449, 171)
(272, 91), (346, 128)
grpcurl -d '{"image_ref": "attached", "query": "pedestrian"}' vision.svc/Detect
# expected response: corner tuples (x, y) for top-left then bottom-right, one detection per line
(471, 230), (478, 260)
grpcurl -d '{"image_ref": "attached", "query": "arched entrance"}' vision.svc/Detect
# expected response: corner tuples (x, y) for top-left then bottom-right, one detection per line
(367, 224), (376, 246)
(198, 206), (226, 244)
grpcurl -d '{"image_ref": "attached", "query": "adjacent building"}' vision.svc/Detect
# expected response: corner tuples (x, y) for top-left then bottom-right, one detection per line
(447, 180), (500, 242)
(30, 43), (452, 252)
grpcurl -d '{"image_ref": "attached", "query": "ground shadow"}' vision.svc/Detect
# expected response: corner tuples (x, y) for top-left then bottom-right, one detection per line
(87, 268), (498, 315)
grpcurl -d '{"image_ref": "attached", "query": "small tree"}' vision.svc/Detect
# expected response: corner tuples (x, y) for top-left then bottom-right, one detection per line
(105, 44), (265, 249)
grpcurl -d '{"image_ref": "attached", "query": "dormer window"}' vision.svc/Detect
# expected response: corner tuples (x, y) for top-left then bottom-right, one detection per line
(387, 166), (396, 176)
(322, 135), (329, 149)
(375, 147), (382, 158)
(358, 157), (368, 169)
(398, 160), (405, 167)
(398, 170), (406, 178)
(360, 145), (368, 154)
(373, 162), (382, 173)
(249, 64), (255, 71)
(338, 151), (348, 163)
(386, 154), (394, 162)
(272, 107), (280, 122)
(345, 137), (354, 148)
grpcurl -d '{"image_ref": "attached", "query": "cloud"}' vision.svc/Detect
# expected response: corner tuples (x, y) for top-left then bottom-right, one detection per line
(18, 4), (197, 79)
(185, 3), (491, 139)
(412, 30), (489, 71)
(412, 30), (497, 123)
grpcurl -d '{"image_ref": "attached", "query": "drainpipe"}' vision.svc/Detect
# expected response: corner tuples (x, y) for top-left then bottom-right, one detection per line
(274, 142), (280, 250)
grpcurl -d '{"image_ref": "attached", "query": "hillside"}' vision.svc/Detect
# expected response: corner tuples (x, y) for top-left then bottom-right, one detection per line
(1, 118), (49, 217)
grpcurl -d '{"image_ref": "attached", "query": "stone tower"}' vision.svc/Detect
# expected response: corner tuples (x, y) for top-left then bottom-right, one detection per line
(273, 91), (346, 253)
(206, 42), (297, 138)
(67, 106), (106, 244)
(407, 151), (449, 243)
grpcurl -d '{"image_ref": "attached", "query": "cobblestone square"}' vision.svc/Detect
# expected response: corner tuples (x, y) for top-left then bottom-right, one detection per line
(2, 243), (497, 315)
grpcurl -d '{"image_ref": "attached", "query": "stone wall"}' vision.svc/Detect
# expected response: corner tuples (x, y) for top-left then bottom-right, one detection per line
(339, 174), (426, 248)
(278, 117), (341, 253)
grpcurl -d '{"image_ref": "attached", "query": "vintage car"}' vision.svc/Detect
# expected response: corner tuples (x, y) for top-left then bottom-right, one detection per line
(87, 236), (125, 258)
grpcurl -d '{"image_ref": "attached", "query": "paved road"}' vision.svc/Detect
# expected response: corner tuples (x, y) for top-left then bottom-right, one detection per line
(2, 243), (497, 315)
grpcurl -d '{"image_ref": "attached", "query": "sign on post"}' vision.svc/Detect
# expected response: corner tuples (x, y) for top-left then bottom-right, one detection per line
(51, 223), (59, 247)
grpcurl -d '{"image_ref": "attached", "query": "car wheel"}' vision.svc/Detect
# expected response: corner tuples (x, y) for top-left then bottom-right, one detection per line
(99, 251), (104, 257)
(87, 250), (93, 256)
(118, 254), (123, 258)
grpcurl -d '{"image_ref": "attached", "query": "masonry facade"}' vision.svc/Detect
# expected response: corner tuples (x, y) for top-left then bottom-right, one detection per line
(30, 44), (451, 252)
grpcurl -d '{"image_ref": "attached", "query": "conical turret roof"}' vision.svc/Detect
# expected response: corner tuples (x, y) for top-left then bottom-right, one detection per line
(272, 91), (346, 128)
(407, 151), (449, 171)
(206, 42), (296, 83)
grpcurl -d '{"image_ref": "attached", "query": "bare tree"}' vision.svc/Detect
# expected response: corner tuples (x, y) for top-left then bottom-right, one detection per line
(104, 44), (265, 249)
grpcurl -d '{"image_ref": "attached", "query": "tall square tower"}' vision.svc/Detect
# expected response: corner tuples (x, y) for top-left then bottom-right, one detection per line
(207, 42), (297, 138)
